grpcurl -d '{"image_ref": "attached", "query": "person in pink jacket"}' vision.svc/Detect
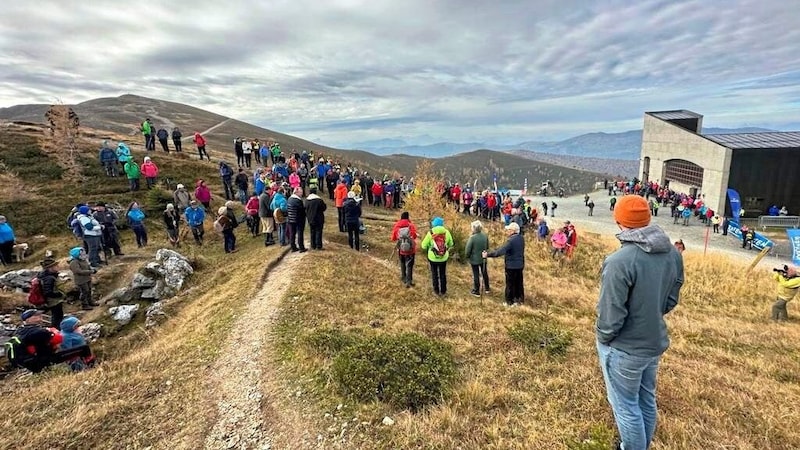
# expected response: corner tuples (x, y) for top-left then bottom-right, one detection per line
(195, 179), (212, 209)
(289, 172), (301, 189)
(141, 156), (160, 189)
(551, 227), (567, 259)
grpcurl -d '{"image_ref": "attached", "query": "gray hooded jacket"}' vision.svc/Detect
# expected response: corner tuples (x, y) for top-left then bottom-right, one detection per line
(596, 224), (683, 357)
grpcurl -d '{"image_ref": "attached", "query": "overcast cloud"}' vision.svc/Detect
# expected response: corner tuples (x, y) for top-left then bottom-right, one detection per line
(1, 0), (799, 146)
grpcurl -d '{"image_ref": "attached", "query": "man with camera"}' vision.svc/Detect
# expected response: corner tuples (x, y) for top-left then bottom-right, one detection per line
(772, 265), (800, 321)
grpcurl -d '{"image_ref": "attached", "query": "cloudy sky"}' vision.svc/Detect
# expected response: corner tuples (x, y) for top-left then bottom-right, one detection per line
(1, 0), (799, 146)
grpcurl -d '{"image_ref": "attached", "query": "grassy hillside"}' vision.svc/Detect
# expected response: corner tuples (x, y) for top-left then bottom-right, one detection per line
(0, 95), (606, 194)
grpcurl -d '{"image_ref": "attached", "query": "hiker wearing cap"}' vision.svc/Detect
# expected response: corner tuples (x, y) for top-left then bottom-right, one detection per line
(10, 309), (59, 373)
(59, 316), (96, 372)
(76, 205), (103, 268)
(141, 156), (159, 189)
(772, 266), (800, 321)
(483, 222), (524, 305)
(465, 220), (490, 297)
(163, 204), (181, 247)
(126, 202), (148, 248)
(173, 184), (192, 211)
(93, 203), (124, 258)
(0, 215), (16, 266)
(391, 212), (419, 288)
(420, 217), (454, 298)
(596, 194), (684, 450)
(68, 247), (98, 310)
(37, 258), (65, 329)
(343, 191), (362, 250)
(184, 201), (205, 246)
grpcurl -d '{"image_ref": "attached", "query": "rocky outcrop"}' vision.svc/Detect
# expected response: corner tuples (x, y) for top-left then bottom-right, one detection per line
(80, 322), (102, 342)
(0, 269), (38, 290)
(108, 304), (139, 326)
(105, 249), (194, 304)
(145, 302), (166, 328)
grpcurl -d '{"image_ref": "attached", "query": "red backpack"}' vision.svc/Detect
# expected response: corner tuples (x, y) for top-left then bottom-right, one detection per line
(28, 277), (46, 307)
(431, 232), (448, 257)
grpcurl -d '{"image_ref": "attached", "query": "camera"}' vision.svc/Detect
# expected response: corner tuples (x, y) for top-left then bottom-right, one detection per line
(773, 265), (790, 277)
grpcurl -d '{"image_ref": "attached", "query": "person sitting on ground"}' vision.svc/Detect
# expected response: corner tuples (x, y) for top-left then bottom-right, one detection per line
(391, 211), (419, 288)
(59, 316), (96, 372)
(9, 309), (60, 373)
(464, 220), (490, 297)
(483, 222), (525, 306)
(68, 247), (99, 310)
(779, 206), (789, 216)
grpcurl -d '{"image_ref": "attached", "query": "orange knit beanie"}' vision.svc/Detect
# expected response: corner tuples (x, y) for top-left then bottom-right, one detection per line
(614, 195), (651, 229)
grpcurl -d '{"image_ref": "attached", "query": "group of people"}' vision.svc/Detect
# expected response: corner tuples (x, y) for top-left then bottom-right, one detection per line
(140, 118), (183, 153)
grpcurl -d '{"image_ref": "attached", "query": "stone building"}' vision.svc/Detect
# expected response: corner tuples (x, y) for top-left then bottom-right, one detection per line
(639, 110), (800, 217)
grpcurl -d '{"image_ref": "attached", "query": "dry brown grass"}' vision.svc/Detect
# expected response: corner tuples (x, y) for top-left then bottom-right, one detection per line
(0, 233), (286, 449)
(269, 163), (800, 449)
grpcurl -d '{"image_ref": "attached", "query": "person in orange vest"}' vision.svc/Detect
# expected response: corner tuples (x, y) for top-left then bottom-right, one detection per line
(334, 179), (349, 232)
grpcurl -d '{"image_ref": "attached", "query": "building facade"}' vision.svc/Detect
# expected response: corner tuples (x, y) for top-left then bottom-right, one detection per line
(640, 110), (800, 217)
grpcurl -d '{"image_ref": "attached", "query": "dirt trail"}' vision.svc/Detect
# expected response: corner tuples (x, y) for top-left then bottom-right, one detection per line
(188, 118), (233, 140)
(204, 251), (307, 450)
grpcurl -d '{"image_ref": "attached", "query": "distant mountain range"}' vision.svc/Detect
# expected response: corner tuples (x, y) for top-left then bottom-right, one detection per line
(344, 127), (776, 161)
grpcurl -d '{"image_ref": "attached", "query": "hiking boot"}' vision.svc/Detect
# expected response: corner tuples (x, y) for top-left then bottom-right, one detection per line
(299, 248), (308, 253)
(470, 290), (480, 297)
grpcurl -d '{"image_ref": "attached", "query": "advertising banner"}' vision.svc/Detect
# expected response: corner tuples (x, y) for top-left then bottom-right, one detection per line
(727, 188), (741, 221)
(727, 221), (774, 251)
(787, 229), (800, 266)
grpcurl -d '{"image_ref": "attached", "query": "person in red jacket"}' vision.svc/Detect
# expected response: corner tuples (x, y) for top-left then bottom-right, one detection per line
(486, 191), (497, 221)
(451, 183), (462, 211)
(371, 181), (383, 207)
(193, 132), (210, 161)
(334, 180), (348, 232)
(245, 194), (260, 237)
(565, 222), (578, 258)
(391, 211), (419, 288)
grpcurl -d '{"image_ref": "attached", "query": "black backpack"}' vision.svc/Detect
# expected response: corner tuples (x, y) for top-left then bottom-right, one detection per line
(4, 336), (29, 368)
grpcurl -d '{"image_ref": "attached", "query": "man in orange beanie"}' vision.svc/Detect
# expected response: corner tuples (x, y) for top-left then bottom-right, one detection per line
(596, 194), (684, 450)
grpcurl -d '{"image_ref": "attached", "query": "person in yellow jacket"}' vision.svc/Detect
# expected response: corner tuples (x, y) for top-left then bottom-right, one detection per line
(350, 179), (363, 198)
(420, 217), (454, 297)
(772, 266), (800, 321)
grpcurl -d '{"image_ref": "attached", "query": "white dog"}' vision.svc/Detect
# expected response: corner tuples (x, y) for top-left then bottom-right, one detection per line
(12, 243), (29, 262)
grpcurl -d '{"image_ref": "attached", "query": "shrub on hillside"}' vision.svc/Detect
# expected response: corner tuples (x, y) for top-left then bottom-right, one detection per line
(145, 187), (174, 214)
(304, 327), (359, 358)
(508, 319), (573, 357)
(331, 333), (457, 411)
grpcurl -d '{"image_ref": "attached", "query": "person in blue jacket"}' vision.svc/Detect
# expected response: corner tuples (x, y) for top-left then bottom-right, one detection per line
(316, 159), (330, 194)
(483, 222), (525, 306)
(0, 215), (16, 266)
(116, 142), (131, 163)
(59, 316), (96, 372)
(126, 202), (148, 247)
(99, 140), (118, 177)
(270, 187), (288, 246)
(184, 200), (206, 246)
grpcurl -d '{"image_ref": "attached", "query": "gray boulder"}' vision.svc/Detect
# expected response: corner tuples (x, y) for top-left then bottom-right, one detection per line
(141, 249), (193, 299)
(80, 322), (102, 342)
(131, 273), (157, 290)
(0, 269), (37, 290)
(108, 304), (139, 326)
(145, 302), (167, 328)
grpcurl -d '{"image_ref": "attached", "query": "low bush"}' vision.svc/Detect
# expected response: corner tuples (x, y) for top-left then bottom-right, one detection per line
(303, 327), (359, 358)
(331, 332), (457, 411)
(508, 318), (574, 357)
(144, 187), (174, 214)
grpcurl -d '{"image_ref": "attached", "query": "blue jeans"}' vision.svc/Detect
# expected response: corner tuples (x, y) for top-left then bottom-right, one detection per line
(596, 341), (660, 450)
(277, 222), (287, 246)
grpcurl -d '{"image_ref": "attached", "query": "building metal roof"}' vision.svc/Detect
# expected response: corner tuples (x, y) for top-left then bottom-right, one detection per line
(647, 110), (704, 120)
(704, 132), (800, 149)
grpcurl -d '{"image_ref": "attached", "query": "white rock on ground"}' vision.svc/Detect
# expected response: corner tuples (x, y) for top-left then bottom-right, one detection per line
(108, 304), (139, 326)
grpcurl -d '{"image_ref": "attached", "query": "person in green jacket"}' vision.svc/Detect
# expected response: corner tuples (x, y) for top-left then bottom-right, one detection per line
(124, 159), (141, 191)
(420, 216), (454, 297)
(464, 220), (490, 297)
(141, 118), (154, 151)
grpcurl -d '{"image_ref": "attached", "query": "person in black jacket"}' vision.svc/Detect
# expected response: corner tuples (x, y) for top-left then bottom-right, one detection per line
(342, 191), (362, 250)
(171, 127), (182, 152)
(304, 187), (327, 250)
(163, 203), (181, 247)
(259, 188), (275, 246)
(156, 128), (170, 152)
(483, 222), (525, 306)
(37, 258), (65, 328)
(286, 187), (307, 252)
